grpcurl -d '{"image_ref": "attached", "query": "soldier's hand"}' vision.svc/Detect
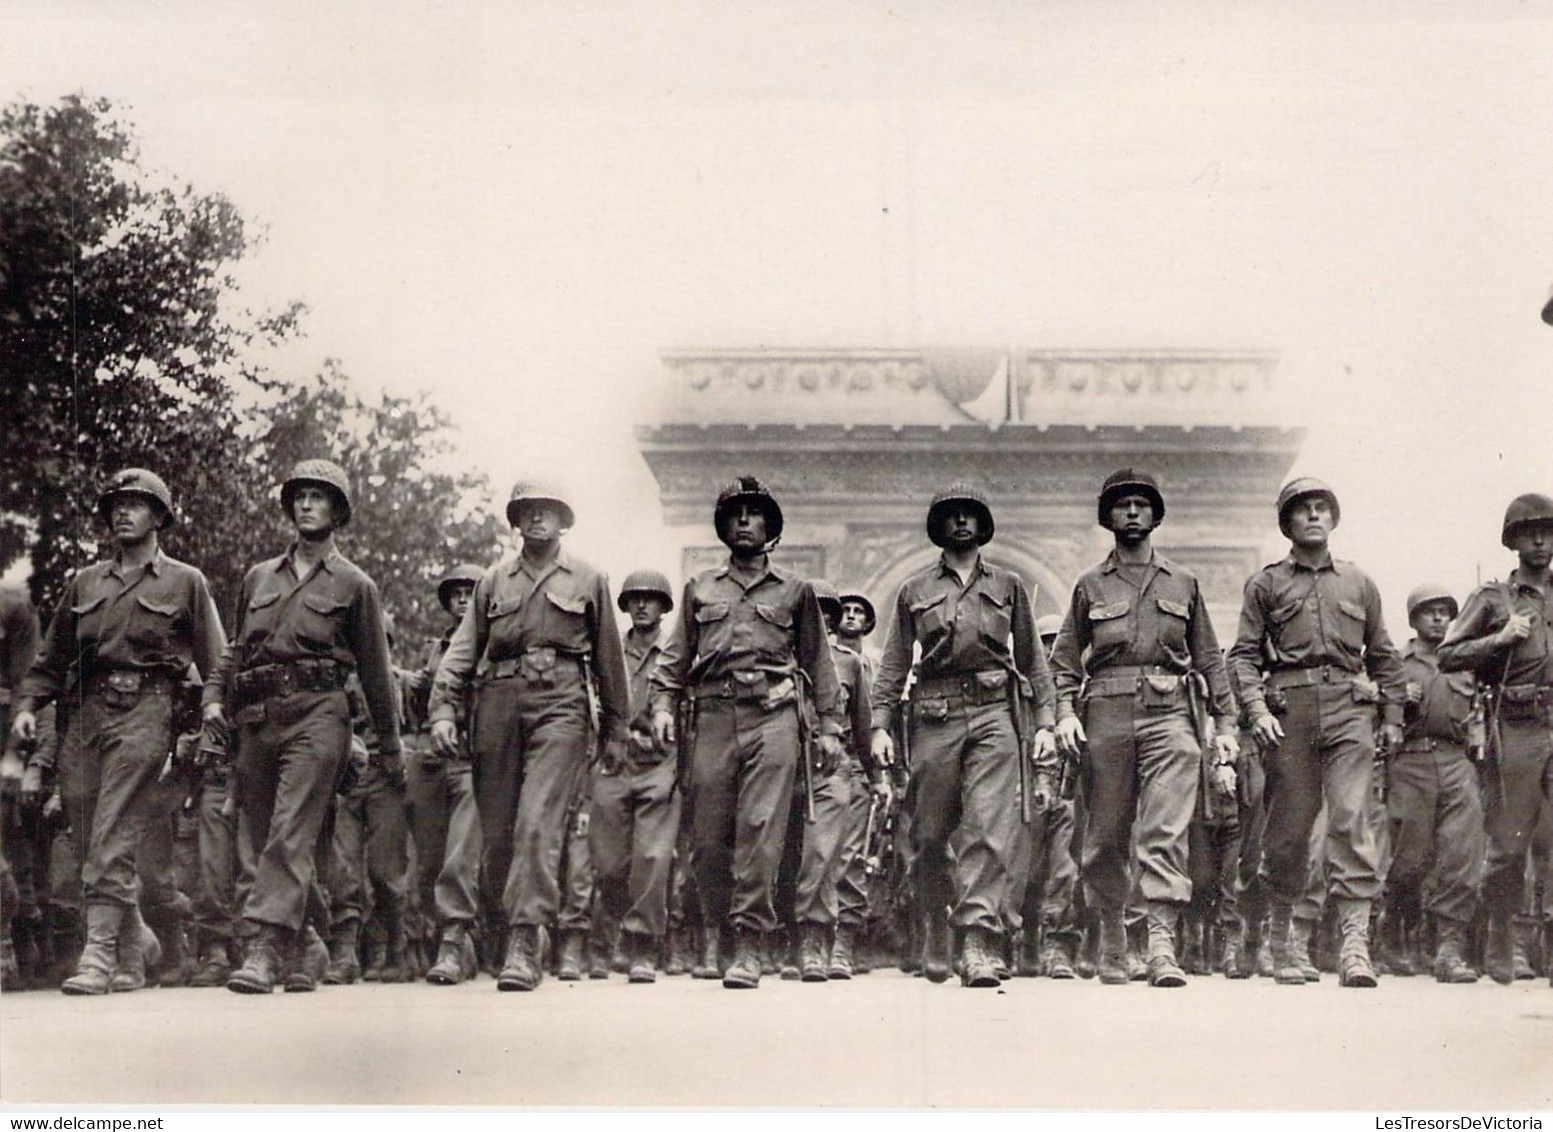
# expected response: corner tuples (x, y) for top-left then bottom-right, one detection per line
(1377, 722), (1404, 755)
(1496, 613), (1533, 647)
(652, 710), (676, 747)
(201, 702), (228, 742)
(10, 710), (36, 745)
(815, 734), (843, 777)
(19, 761), (44, 806)
(1211, 762), (1238, 798)
(1031, 771), (1056, 813)
(629, 728), (656, 754)
(1032, 727), (1057, 765)
(378, 751), (407, 792)
(1251, 713), (1284, 751)
(430, 719), (459, 757)
(42, 791), (61, 821)
(0, 749), (22, 796)
(1055, 717), (1086, 760)
(1213, 732), (1240, 766)
(870, 728), (894, 768)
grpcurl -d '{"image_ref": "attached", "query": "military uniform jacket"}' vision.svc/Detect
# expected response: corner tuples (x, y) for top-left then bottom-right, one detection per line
(647, 558), (843, 734)
(1400, 639), (1475, 748)
(428, 547), (629, 742)
(869, 554), (1055, 733)
(18, 550), (224, 713)
(1226, 553), (1406, 726)
(622, 626), (668, 760)
(831, 639), (875, 772)
(1437, 570), (1553, 689)
(202, 545), (401, 757)
(1049, 550), (1236, 728)
(0, 585), (40, 709)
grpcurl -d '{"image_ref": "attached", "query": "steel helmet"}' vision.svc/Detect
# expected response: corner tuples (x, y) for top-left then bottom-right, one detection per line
(1405, 584), (1458, 622)
(810, 578), (842, 621)
(97, 468), (174, 530)
(1276, 477), (1340, 536)
(714, 476), (784, 550)
(1097, 468), (1165, 528)
(926, 482), (995, 548)
(282, 459), (353, 527)
(1036, 614), (1063, 641)
(506, 478), (575, 530)
(837, 591), (877, 636)
(1500, 493), (1553, 549)
(616, 568), (675, 613)
(436, 563), (485, 613)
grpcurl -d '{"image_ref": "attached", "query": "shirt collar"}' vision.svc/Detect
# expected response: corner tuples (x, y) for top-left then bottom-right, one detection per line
(1403, 637), (1439, 665)
(511, 546), (574, 579)
(1509, 567), (1547, 596)
(936, 553), (985, 582)
(1101, 549), (1169, 575)
(108, 548), (165, 581)
(277, 543), (339, 578)
(718, 556), (776, 591)
(1283, 552), (1338, 574)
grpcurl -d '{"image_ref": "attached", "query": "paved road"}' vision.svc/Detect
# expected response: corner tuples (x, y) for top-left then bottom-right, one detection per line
(3, 971), (1551, 1109)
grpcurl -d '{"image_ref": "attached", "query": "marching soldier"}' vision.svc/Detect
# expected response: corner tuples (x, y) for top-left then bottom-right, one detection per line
(836, 592), (881, 680)
(429, 479), (629, 992)
(649, 476), (845, 989)
(1437, 493), (1553, 986)
(0, 585), (41, 988)
(1227, 477), (1405, 988)
(869, 483), (1057, 987)
(12, 469), (225, 994)
(1051, 470), (1239, 987)
(589, 569), (682, 983)
(1382, 584), (1483, 983)
(203, 459), (403, 994)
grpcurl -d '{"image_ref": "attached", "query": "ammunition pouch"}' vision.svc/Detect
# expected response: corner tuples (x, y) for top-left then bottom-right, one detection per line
(480, 647), (588, 689)
(232, 659), (349, 710)
(1082, 666), (1186, 710)
(692, 668), (798, 711)
(1497, 683), (1552, 724)
(86, 667), (179, 711)
(914, 669), (1009, 708)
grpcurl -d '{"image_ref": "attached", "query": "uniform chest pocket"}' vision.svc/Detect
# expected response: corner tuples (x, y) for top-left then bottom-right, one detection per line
(978, 590), (1013, 649)
(1442, 672), (1477, 723)
(70, 595), (108, 647)
(126, 594), (181, 650)
(1332, 598), (1368, 650)
(909, 593), (950, 642)
(543, 590), (588, 635)
(488, 596), (521, 621)
(1156, 597), (1190, 650)
(298, 593), (349, 652)
(750, 602), (794, 651)
(1087, 599), (1132, 651)
(1264, 598), (1308, 652)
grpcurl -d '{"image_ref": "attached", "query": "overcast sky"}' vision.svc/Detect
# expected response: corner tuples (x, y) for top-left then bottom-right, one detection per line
(8, 1), (1553, 633)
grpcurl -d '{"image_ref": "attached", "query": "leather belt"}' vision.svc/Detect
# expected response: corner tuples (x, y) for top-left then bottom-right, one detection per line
(85, 667), (180, 698)
(1084, 667), (1184, 699)
(914, 670), (1009, 706)
(483, 647), (590, 682)
(233, 658), (348, 704)
(1267, 664), (1359, 689)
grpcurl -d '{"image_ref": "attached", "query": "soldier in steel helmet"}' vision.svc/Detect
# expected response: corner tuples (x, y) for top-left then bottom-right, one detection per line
(869, 482), (1057, 988)
(12, 469), (226, 995)
(0, 586), (42, 988)
(1437, 493), (1553, 986)
(402, 563), (485, 986)
(1376, 584), (1484, 983)
(1051, 469), (1238, 987)
(648, 476), (845, 989)
(1226, 476), (1405, 988)
(201, 459), (402, 994)
(428, 478), (629, 992)
(587, 568), (683, 983)
(836, 592), (881, 681)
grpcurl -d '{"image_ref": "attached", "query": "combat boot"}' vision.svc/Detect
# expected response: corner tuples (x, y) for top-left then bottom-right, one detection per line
(1, 927), (19, 990)
(1125, 918), (1147, 981)
(1513, 919), (1537, 980)
(798, 924), (830, 983)
(62, 903), (122, 996)
(1179, 916), (1206, 977)
(1289, 915), (1321, 982)
(556, 928), (587, 981)
(375, 923), (409, 984)
(768, 930), (789, 978)
(427, 922), (477, 986)
(226, 923), (286, 995)
(610, 931), (630, 975)
(1335, 899), (1377, 988)
(497, 925), (543, 991)
(691, 927), (720, 979)
(285, 926), (330, 992)
(1378, 907), (1416, 976)
(188, 933), (234, 988)
(828, 923), (856, 980)
(1483, 913), (1515, 985)
(627, 933), (658, 984)
(921, 908), (953, 985)
(960, 926), (1001, 988)
(324, 920), (361, 985)
(110, 904), (162, 993)
(722, 927), (762, 989)
(1014, 927), (1042, 978)
(1221, 922), (1251, 980)
(1144, 902), (1187, 988)
(1097, 910), (1129, 985)
(1267, 905), (1305, 986)
(1433, 917), (1479, 984)
(1043, 933), (1077, 980)
(360, 935), (387, 983)
(993, 931), (1013, 981)
(665, 925), (694, 976)
(1074, 921), (1098, 980)
(148, 911), (191, 988)
(1255, 927), (1275, 978)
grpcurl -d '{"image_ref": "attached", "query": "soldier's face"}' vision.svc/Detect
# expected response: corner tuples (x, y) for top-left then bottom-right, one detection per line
(108, 496), (158, 545)
(725, 504), (767, 552)
(1410, 601), (1454, 644)
(291, 485), (338, 535)
(1108, 493), (1156, 543)
(516, 502), (565, 543)
(1511, 523), (1553, 571)
(448, 584), (474, 620)
(839, 600), (870, 636)
(626, 594), (667, 630)
(1286, 497), (1333, 549)
(941, 505), (981, 547)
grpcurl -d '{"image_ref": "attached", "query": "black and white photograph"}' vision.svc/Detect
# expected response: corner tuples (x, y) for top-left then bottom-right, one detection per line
(2, 0), (1552, 1119)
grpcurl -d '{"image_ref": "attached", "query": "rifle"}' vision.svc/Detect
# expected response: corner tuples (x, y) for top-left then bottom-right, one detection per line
(861, 792), (883, 876)
(674, 697), (697, 799)
(1008, 674), (1034, 825)
(795, 671), (818, 824)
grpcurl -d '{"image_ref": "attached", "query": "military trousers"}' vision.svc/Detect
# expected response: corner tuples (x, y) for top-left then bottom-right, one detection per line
(233, 689), (352, 931)
(405, 747), (481, 929)
(558, 775), (594, 933)
(908, 698), (1019, 933)
(589, 754), (680, 938)
(687, 696), (800, 935)
(834, 759), (876, 928)
(1079, 693), (1199, 910)
(469, 673), (590, 929)
(185, 772), (239, 940)
(329, 764), (410, 932)
(1013, 798), (1080, 942)
(777, 762), (851, 927)
(57, 689), (175, 908)
(1481, 717), (1553, 915)
(1257, 685), (1382, 906)
(1385, 744), (1484, 924)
